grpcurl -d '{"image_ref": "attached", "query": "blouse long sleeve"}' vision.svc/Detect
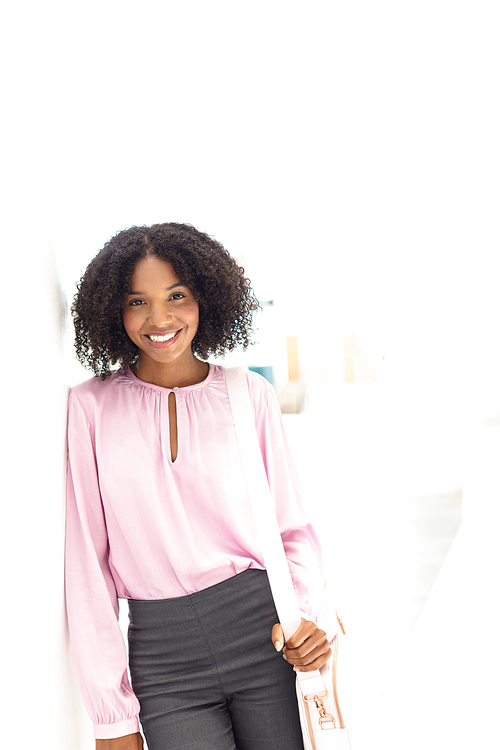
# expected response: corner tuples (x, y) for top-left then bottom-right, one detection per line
(65, 390), (140, 740)
(250, 375), (338, 642)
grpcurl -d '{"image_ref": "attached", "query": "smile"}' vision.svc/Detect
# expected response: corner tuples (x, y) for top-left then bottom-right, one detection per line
(147, 331), (179, 342)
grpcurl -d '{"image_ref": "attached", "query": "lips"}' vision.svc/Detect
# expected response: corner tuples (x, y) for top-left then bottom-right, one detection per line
(144, 329), (182, 348)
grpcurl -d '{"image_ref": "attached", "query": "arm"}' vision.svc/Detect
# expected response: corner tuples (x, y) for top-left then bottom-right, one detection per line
(249, 374), (339, 660)
(65, 389), (141, 740)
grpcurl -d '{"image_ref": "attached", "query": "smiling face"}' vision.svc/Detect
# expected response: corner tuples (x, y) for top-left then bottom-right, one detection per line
(122, 255), (202, 385)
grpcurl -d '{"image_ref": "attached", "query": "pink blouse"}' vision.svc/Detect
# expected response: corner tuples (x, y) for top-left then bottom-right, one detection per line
(65, 364), (335, 739)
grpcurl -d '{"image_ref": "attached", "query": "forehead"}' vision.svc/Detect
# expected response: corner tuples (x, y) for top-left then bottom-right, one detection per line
(128, 257), (180, 289)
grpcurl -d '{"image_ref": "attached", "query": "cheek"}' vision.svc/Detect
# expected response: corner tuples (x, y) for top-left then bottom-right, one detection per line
(122, 310), (139, 338)
(191, 304), (200, 331)
(183, 299), (199, 325)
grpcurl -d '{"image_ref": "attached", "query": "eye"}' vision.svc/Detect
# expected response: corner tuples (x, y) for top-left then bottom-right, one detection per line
(170, 292), (186, 301)
(128, 299), (145, 306)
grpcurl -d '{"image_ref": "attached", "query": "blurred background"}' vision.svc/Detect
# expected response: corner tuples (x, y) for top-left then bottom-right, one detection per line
(2, 1), (499, 748)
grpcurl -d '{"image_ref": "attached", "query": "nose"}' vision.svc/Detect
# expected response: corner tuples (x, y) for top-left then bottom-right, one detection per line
(148, 300), (174, 327)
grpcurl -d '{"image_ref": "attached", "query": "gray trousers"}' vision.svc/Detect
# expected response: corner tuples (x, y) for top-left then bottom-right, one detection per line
(128, 569), (304, 750)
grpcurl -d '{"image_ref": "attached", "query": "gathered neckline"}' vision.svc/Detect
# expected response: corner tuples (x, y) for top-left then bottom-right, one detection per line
(124, 362), (219, 393)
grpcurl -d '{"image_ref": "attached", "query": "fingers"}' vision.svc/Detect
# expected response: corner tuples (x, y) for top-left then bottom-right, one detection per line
(271, 619), (332, 671)
(271, 622), (285, 651)
(285, 618), (318, 649)
(282, 619), (331, 672)
(285, 640), (331, 671)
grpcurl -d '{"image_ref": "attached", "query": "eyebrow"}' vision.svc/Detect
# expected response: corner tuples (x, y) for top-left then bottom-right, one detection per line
(127, 283), (185, 295)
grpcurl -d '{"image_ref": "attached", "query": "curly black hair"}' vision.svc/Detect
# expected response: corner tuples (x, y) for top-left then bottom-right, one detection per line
(72, 222), (260, 379)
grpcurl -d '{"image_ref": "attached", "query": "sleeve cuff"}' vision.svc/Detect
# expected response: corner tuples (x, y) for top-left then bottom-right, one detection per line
(94, 716), (140, 740)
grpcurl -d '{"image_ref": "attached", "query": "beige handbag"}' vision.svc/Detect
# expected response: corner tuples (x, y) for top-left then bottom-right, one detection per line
(226, 367), (352, 750)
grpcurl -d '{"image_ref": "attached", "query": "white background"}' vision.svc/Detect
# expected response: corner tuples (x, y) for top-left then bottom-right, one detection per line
(1, 1), (499, 747)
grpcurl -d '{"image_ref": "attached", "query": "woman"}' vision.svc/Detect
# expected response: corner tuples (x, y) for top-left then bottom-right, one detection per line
(66, 223), (336, 750)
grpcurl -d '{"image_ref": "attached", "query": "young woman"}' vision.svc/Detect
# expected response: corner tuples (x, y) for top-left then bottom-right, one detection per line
(66, 223), (337, 750)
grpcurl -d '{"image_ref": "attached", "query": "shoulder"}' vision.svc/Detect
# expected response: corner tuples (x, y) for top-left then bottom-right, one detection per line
(70, 368), (124, 397)
(241, 369), (285, 434)
(243, 367), (281, 416)
(221, 364), (275, 397)
(245, 368), (276, 398)
(69, 369), (127, 414)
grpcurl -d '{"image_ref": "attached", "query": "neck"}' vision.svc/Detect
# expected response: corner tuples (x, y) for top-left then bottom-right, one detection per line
(133, 356), (209, 389)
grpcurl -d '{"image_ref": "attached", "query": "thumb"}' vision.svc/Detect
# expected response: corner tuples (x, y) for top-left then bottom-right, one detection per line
(271, 623), (285, 652)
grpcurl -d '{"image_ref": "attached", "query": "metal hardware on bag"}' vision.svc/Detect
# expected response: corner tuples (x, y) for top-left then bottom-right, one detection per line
(304, 693), (337, 729)
(303, 690), (328, 702)
(319, 713), (336, 728)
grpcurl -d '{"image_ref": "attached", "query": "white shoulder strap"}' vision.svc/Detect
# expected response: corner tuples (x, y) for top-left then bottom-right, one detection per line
(225, 366), (302, 640)
(226, 366), (349, 729)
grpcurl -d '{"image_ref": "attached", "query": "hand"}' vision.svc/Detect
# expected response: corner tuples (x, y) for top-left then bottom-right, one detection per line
(96, 733), (144, 750)
(271, 618), (331, 672)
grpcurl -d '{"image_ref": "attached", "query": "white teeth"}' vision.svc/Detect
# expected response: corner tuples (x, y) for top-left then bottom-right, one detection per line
(149, 331), (177, 342)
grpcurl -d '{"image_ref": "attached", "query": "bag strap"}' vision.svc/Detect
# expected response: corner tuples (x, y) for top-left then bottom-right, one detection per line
(225, 366), (302, 640)
(226, 366), (350, 739)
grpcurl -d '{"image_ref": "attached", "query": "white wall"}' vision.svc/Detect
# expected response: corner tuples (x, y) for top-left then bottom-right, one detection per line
(1, 219), (92, 747)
